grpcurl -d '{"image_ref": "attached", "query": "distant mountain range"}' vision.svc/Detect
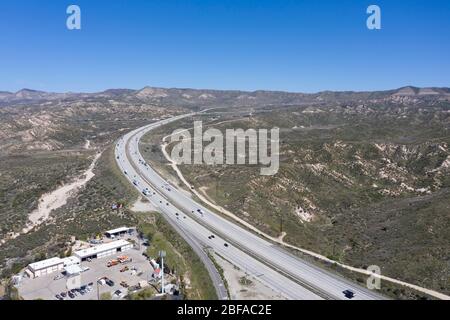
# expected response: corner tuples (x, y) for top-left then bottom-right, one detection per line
(1, 86), (449, 107)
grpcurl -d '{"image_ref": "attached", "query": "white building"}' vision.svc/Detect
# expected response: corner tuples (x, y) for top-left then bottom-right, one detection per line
(26, 257), (64, 279)
(73, 239), (133, 261)
(64, 264), (83, 276)
(62, 256), (81, 267)
(105, 227), (132, 238)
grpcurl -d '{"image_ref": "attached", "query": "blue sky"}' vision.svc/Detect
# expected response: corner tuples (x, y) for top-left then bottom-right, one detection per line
(0, 0), (449, 93)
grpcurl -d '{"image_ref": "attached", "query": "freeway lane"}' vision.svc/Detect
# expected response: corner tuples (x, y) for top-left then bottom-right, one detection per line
(116, 119), (322, 300)
(116, 113), (385, 300)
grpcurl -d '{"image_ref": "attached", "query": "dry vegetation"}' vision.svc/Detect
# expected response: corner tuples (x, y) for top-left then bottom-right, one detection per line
(142, 101), (450, 297)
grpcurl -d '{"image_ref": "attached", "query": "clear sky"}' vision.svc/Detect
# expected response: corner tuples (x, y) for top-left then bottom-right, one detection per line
(1, 0), (449, 93)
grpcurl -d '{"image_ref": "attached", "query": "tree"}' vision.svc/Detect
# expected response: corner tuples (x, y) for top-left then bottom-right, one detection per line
(100, 292), (112, 300)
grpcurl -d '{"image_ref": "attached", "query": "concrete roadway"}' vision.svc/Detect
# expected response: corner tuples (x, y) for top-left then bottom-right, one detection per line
(115, 114), (385, 300)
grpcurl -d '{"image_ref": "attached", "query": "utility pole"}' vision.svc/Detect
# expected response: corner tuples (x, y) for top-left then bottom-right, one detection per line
(159, 250), (166, 294)
(97, 278), (100, 300)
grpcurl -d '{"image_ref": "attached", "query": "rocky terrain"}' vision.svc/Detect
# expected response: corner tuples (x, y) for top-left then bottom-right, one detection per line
(136, 87), (450, 297)
(0, 90), (186, 281)
(0, 85), (449, 298)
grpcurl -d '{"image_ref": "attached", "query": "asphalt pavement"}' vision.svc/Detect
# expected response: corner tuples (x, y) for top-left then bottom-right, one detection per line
(115, 114), (385, 300)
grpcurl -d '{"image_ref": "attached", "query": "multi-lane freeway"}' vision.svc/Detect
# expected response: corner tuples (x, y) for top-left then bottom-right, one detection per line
(115, 113), (385, 300)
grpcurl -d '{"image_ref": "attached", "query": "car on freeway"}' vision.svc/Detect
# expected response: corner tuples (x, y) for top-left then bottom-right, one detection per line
(343, 290), (355, 299)
(224, 243), (229, 247)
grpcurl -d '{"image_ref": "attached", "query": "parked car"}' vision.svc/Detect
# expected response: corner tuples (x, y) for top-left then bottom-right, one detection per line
(53, 273), (64, 281)
(113, 290), (123, 298)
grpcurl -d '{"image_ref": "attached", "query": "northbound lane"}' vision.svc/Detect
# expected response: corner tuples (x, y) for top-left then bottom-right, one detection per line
(115, 113), (385, 300)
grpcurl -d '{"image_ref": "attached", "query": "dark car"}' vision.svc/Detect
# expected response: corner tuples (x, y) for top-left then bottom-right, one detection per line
(60, 292), (67, 298)
(68, 292), (75, 299)
(106, 279), (115, 287)
(55, 294), (63, 300)
(343, 290), (355, 299)
(224, 243), (229, 247)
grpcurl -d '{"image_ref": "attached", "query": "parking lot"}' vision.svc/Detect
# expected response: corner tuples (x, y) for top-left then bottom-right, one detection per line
(18, 245), (156, 300)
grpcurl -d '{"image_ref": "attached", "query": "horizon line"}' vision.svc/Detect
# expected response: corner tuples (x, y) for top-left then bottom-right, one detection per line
(3, 84), (450, 96)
